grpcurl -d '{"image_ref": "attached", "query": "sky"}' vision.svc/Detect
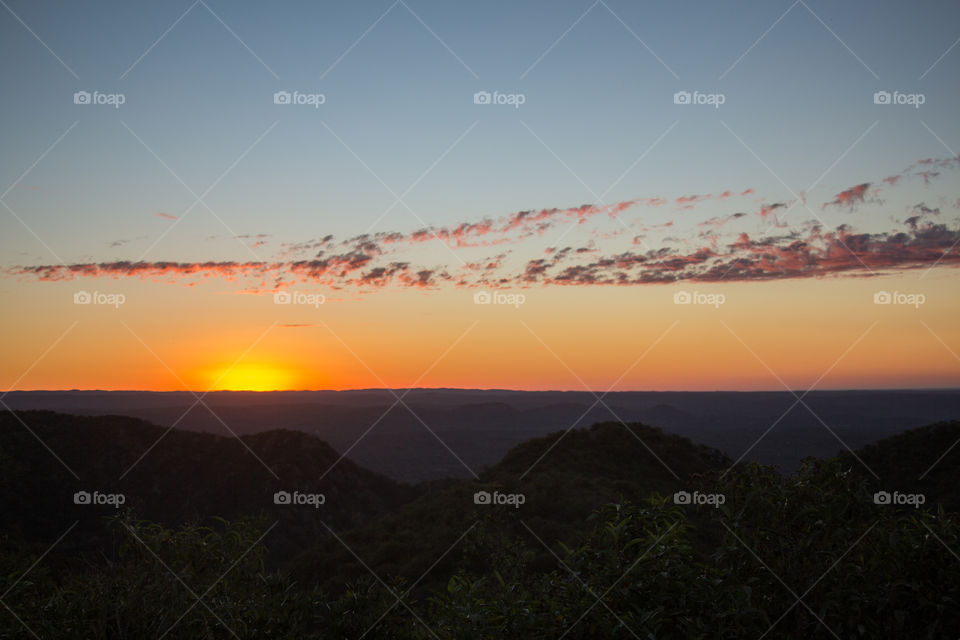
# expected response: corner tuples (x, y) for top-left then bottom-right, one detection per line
(1, 0), (959, 391)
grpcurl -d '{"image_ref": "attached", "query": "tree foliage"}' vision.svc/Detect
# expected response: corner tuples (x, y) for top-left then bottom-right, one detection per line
(2, 457), (957, 639)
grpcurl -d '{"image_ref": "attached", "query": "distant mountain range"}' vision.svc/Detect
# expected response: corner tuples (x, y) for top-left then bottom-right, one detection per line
(4, 389), (960, 480)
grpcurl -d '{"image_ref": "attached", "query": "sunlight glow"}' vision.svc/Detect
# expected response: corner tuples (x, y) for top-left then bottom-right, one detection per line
(211, 364), (296, 391)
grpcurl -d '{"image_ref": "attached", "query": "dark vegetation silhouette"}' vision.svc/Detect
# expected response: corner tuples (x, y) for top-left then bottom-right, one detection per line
(1, 410), (958, 638)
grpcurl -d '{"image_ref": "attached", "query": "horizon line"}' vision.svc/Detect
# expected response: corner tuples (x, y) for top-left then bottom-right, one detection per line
(5, 386), (960, 394)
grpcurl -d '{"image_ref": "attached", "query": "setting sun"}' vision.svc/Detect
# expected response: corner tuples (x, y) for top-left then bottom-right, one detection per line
(210, 364), (297, 391)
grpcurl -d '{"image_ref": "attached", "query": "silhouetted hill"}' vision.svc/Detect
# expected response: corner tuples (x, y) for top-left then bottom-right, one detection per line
(0, 411), (417, 560)
(6, 389), (959, 480)
(491, 419), (729, 479)
(840, 420), (960, 511)
(295, 421), (731, 592)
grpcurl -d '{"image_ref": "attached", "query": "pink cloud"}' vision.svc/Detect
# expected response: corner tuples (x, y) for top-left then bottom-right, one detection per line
(9, 157), (960, 293)
(823, 183), (871, 210)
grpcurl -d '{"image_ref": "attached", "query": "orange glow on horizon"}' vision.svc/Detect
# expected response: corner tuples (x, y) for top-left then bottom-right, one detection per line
(2, 271), (959, 392)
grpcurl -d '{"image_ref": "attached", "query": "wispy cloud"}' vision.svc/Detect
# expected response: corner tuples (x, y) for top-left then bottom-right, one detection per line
(7, 158), (959, 292)
(823, 182), (871, 210)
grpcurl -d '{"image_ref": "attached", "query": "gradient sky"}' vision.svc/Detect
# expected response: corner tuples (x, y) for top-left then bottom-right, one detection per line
(1, 0), (959, 391)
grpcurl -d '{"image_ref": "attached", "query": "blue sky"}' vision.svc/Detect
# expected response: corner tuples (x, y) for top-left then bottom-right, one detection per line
(2, 0), (959, 266)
